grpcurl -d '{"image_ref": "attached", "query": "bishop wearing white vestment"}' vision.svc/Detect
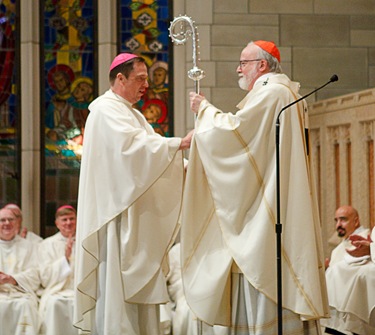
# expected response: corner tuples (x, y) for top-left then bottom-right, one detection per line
(184, 40), (329, 335)
(74, 54), (192, 334)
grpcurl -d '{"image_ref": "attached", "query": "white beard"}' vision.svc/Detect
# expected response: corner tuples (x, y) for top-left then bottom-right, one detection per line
(238, 66), (258, 91)
(238, 76), (249, 90)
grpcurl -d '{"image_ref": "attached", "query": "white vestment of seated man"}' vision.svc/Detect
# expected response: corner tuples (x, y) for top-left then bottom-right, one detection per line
(39, 232), (77, 335)
(0, 234), (41, 335)
(321, 226), (375, 334)
(38, 206), (77, 335)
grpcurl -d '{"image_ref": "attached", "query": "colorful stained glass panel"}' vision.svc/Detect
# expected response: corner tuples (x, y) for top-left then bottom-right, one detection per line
(0, 0), (19, 206)
(42, 0), (95, 234)
(119, 0), (172, 136)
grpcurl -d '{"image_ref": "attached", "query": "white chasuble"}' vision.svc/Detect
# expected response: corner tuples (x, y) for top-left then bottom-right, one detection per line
(74, 90), (184, 334)
(181, 74), (329, 328)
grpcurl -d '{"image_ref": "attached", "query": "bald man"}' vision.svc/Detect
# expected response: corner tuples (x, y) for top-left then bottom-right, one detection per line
(328, 205), (370, 268)
(322, 206), (375, 334)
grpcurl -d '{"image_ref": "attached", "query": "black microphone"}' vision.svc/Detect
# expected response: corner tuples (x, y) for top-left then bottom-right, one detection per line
(330, 74), (339, 82)
(276, 74), (339, 155)
(277, 74), (339, 122)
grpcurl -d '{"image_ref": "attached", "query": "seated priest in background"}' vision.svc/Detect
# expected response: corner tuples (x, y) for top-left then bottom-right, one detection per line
(0, 207), (41, 335)
(4, 203), (43, 244)
(325, 205), (370, 268)
(38, 205), (78, 335)
(322, 205), (375, 335)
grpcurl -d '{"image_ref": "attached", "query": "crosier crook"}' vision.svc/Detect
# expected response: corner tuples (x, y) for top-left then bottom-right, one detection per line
(169, 15), (205, 94)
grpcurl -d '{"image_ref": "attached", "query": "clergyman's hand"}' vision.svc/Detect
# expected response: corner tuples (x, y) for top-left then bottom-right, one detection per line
(346, 234), (371, 257)
(0, 271), (17, 285)
(179, 129), (194, 151)
(189, 92), (205, 114)
(324, 257), (330, 269)
(65, 234), (75, 263)
(20, 227), (28, 239)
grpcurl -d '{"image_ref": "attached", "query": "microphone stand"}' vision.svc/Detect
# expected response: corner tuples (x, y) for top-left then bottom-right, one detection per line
(275, 75), (338, 335)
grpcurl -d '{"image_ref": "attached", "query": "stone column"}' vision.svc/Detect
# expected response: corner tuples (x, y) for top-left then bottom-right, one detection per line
(20, 1), (41, 234)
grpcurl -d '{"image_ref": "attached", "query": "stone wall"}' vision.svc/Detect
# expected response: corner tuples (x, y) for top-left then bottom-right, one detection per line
(174, 0), (375, 132)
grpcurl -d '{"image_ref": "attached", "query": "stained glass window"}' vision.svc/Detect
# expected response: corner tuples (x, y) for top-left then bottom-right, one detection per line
(119, 0), (173, 136)
(42, 0), (96, 234)
(0, 1), (19, 206)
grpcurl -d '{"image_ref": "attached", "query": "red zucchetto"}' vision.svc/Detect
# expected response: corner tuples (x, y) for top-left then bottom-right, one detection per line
(253, 40), (281, 63)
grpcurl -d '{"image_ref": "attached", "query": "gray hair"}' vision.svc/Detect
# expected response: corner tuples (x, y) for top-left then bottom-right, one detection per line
(249, 41), (283, 73)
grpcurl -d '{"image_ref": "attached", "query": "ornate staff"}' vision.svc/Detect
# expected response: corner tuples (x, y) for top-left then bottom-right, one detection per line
(169, 15), (205, 93)
(170, 21), (205, 331)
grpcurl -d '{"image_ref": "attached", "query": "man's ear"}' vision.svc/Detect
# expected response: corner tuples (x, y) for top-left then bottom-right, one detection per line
(117, 73), (125, 83)
(259, 60), (268, 72)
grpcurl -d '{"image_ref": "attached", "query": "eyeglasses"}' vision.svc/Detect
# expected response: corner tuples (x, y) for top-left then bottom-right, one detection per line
(0, 217), (15, 223)
(238, 59), (262, 69)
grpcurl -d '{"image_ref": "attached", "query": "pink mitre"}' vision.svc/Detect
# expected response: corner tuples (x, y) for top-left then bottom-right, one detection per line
(109, 53), (139, 71)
